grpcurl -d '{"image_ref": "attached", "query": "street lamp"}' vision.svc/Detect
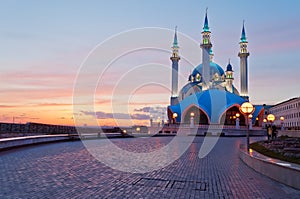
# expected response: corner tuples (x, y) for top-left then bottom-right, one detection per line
(267, 114), (275, 123)
(172, 113), (178, 124)
(280, 116), (285, 131)
(266, 114), (275, 141)
(263, 119), (267, 123)
(235, 113), (240, 129)
(249, 114), (253, 130)
(150, 115), (153, 127)
(240, 102), (255, 151)
(263, 118), (267, 128)
(190, 112), (195, 128)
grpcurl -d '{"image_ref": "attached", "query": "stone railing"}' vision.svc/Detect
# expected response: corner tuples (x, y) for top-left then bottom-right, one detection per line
(239, 146), (300, 190)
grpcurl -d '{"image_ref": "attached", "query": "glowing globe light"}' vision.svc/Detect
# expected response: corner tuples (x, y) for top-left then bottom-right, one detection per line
(263, 119), (267, 123)
(240, 102), (254, 115)
(267, 114), (275, 122)
(173, 113), (178, 118)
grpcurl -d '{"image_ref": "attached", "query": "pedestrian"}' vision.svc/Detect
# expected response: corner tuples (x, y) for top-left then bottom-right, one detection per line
(272, 125), (277, 140)
(267, 124), (272, 142)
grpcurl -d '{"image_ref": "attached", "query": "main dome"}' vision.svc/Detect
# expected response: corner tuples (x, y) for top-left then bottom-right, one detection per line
(191, 62), (225, 77)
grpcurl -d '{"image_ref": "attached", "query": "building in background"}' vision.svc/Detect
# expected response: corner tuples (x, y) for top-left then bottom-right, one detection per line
(269, 97), (300, 130)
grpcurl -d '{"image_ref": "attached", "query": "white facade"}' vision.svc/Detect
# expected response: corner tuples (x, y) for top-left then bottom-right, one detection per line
(269, 97), (300, 130)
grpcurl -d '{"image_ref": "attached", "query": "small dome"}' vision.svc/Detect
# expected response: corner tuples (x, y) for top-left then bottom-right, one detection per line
(226, 63), (233, 72)
(191, 62), (225, 81)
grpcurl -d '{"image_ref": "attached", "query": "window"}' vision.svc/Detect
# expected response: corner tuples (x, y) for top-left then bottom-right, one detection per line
(196, 73), (201, 81)
(213, 73), (219, 81)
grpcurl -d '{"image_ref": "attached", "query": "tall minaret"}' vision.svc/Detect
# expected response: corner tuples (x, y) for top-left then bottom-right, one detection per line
(238, 21), (250, 99)
(200, 9), (212, 88)
(170, 27), (180, 106)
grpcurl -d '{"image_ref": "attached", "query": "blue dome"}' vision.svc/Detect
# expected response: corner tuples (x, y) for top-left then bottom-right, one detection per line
(180, 82), (201, 94)
(226, 63), (233, 72)
(191, 62), (225, 77)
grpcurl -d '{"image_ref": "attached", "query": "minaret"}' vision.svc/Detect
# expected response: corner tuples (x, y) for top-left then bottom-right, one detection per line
(238, 21), (250, 99)
(200, 9), (212, 88)
(170, 27), (180, 106)
(225, 59), (234, 93)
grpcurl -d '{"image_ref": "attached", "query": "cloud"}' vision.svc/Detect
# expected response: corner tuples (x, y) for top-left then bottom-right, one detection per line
(0, 105), (19, 108)
(81, 111), (149, 120)
(134, 106), (166, 114)
(134, 106), (151, 112)
(131, 113), (150, 120)
(29, 117), (40, 120)
(36, 103), (73, 107)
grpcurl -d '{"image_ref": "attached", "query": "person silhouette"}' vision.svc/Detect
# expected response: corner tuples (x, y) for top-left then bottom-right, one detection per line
(272, 124), (277, 140)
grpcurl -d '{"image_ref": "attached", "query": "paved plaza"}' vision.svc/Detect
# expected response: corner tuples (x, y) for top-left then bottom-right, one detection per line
(0, 136), (300, 198)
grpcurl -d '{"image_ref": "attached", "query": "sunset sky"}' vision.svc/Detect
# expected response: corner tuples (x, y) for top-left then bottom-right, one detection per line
(0, 0), (299, 126)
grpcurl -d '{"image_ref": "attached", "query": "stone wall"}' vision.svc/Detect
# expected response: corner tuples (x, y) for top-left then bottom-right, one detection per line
(0, 122), (77, 138)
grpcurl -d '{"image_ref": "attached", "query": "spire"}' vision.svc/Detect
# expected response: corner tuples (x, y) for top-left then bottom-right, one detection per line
(171, 26), (180, 59)
(203, 8), (209, 32)
(240, 20), (247, 42)
(226, 58), (233, 72)
(173, 26), (178, 47)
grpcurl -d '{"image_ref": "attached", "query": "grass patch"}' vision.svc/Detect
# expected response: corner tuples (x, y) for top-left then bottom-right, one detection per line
(250, 142), (300, 165)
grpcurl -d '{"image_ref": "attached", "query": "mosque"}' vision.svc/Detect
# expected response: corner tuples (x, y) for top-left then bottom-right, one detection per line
(167, 11), (264, 127)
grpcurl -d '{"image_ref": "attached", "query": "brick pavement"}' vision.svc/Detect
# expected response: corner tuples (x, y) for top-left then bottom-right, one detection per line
(0, 137), (299, 198)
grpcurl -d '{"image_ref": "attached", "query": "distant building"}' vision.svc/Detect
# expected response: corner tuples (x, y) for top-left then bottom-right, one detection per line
(167, 10), (264, 126)
(269, 97), (300, 130)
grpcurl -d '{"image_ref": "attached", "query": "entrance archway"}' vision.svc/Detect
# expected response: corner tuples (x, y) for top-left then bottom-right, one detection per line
(220, 106), (245, 126)
(183, 106), (209, 125)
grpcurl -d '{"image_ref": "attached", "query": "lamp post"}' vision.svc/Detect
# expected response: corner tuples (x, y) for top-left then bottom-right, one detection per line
(172, 113), (178, 124)
(249, 114), (253, 130)
(240, 102), (255, 151)
(190, 112), (195, 128)
(267, 114), (275, 141)
(263, 118), (267, 128)
(235, 113), (240, 129)
(150, 115), (153, 127)
(280, 116), (285, 131)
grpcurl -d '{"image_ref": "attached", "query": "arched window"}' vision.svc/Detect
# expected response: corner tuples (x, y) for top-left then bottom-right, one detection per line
(196, 73), (201, 81)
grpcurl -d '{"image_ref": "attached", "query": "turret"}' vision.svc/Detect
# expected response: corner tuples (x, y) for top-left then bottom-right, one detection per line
(225, 59), (234, 93)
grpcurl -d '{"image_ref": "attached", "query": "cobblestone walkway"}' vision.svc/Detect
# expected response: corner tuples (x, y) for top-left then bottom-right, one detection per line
(0, 137), (299, 198)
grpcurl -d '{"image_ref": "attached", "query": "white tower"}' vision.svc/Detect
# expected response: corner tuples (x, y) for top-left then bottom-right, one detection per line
(170, 27), (180, 106)
(200, 9), (212, 89)
(238, 21), (250, 99)
(225, 59), (234, 93)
